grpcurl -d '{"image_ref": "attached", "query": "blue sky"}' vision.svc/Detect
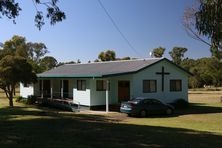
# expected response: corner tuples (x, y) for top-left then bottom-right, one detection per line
(0, 0), (210, 63)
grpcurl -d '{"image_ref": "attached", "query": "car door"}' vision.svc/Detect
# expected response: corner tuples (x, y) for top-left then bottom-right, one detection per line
(150, 100), (167, 114)
(143, 99), (156, 114)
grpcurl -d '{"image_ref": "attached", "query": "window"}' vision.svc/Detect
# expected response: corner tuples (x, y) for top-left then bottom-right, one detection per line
(96, 80), (109, 91)
(143, 80), (156, 93)
(77, 80), (86, 91)
(170, 80), (182, 91)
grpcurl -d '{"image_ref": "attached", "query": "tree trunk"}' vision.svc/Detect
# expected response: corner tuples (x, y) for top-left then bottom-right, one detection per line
(9, 97), (13, 107)
(8, 90), (14, 107)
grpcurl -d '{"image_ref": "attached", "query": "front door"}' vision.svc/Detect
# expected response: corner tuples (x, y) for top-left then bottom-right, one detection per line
(43, 80), (51, 97)
(118, 81), (130, 102)
(63, 80), (69, 98)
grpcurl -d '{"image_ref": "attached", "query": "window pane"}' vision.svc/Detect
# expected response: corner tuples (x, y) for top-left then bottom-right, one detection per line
(96, 80), (104, 91)
(150, 80), (156, 92)
(170, 80), (182, 91)
(143, 80), (156, 93)
(143, 80), (149, 93)
(177, 80), (182, 91)
(77, 80), (81, 90)
(77, 80), (86, 91)
(82, 80), (86, 90)
(96, 80), (109, 91)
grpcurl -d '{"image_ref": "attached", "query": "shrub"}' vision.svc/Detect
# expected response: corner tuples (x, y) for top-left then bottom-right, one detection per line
(16, 96), (24, 102)
(26, 95), (37, 104)
(171, 99), (189, 109)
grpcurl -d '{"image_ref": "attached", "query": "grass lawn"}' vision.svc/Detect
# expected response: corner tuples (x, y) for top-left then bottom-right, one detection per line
(1, 91), (222, 147)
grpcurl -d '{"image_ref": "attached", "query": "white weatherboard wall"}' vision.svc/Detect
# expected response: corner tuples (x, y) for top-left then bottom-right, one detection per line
(132, 60), (188, 103)
(90, 75), (133, 106)
(90, 79), (107, 106)
(89, 60), (189, 106)
(20, 83), (34, 98)
(73, 79), (91, 106)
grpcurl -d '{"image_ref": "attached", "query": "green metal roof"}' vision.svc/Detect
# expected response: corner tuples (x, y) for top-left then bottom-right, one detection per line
(37, 58), (192, 78)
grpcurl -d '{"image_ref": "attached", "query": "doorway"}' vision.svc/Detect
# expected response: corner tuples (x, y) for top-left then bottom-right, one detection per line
(118, 81), (130, 102)
(40, 80), (50, 97)
(63, 80), (69, 98)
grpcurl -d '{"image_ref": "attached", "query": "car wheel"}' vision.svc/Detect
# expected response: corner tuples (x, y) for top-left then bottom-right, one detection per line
(140, 110), (147, 117)
(166, 108), (173, 115)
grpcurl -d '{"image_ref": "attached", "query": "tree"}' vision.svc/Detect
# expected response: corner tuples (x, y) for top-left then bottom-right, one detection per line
(94, 59), (99, 62)
(77, 59), (81, 63)
(169, 47), (188, 65)
(0, 35), (48, 63)
(0, 0), (66, 30)
(0, 35), (49, 74)
(116, 57), (131, 61)
(98, 50), (116, 61)
(196, 0), (222, 50)
(27, 42), (48, 64)
(121, 57), (131, 60)
(1, 35), (29, 58)
(0, 55), (37, 107)
(40, 56), (57, 71)
(183, 0), (222, 59)
(151, 47), (165, 58)
(181, 57), (222, 88)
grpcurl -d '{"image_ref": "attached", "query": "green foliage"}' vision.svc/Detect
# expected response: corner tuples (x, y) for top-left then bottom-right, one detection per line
(77, 59), (81, 63)
(94, 59), (99, 62)
(116, 57), (131, 61)
(0, 0), (66, 30)
(15, 95), (37, 104)
(195, 0), (222, 59)
(169, 47), (188, 65)
(27, 42), (48, 64)
(0, 35), (29, 59)
(152, 47), (165, 58)
(40, 56), (58, 71)
(1, 35), (49, 63)
(0, 35), (53, 73)
(121, 57), (131, 60)
(0, 1), (21, 22)
(0, 55), (37, 106)
(98, 50), (116, 61)
(27, 95), (37, 105)
(15, 96), (25, 102)
(181, 57), (222, 88)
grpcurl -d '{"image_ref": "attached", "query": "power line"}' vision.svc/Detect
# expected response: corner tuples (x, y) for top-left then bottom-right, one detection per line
(97, 0), (142, 58)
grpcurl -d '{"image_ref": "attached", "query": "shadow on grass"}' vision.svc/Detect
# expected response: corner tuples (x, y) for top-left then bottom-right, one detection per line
(173, 103), (222, 116)
(1, 106), (222, 148)
(94, 102), (222, 118)
(137, 103), (222, 118)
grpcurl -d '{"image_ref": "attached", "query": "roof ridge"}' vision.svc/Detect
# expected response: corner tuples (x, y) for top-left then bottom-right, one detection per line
(65, 57), (163, 66)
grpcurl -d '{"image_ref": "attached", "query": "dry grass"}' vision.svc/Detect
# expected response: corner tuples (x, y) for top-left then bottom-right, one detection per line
(189, 90), (222, 103)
